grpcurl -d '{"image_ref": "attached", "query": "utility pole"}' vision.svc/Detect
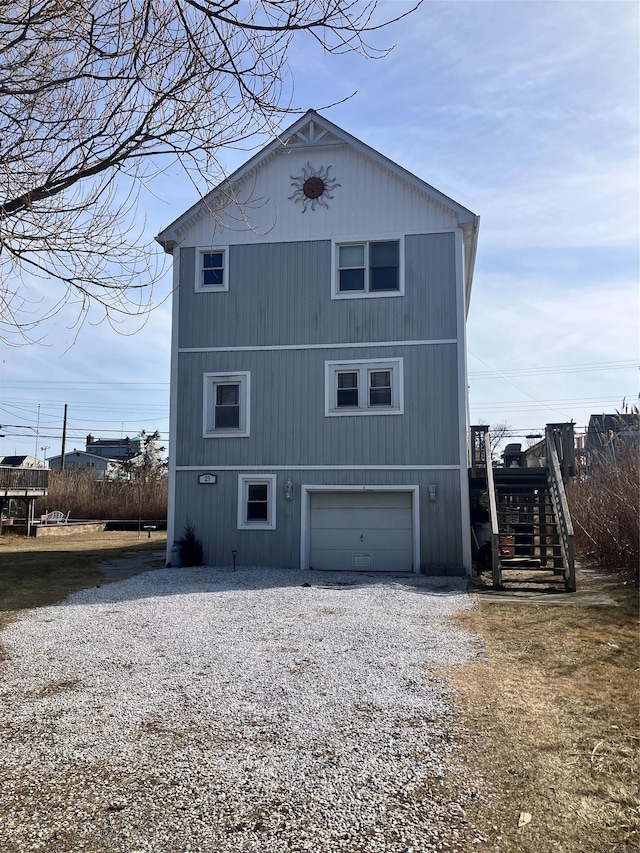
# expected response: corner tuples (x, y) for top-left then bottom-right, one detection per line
(60, 404), (68, 470)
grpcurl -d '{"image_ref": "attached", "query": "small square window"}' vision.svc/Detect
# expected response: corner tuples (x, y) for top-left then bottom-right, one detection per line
(197, 247), (228, 291)
(204, 372), (250, 437)
(238, 474), (277, 530)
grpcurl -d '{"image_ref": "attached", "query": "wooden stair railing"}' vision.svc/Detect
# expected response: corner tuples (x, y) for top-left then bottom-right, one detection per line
(483, 430), (502, 590)
(546, 426), (576, 592)
(472, 422), (577, 592)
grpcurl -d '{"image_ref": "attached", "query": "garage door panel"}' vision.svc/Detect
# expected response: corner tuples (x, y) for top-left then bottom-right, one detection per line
(311, 507), (412, 530)
(310, 527), (413, 551)
(309, 548), (413, 572)
(309, 490), (415, 573)
(312, 492), (412, 510)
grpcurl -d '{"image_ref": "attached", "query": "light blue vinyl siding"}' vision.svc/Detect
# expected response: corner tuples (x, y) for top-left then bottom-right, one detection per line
(175, 344), (459, 468)
(172, 230), (466, 574)
(178, 233), (457, 349)
(173, 468), (464, 573)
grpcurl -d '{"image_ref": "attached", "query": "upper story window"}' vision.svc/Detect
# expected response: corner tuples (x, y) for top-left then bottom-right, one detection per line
(203, 371), (250, 437)
(325, 358), (404, 417)
(333, 239), (403, 299)
(196, 246), (228, 292)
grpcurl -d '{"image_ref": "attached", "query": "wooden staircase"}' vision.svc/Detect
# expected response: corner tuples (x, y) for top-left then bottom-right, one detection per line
(470, 424), (576, 592)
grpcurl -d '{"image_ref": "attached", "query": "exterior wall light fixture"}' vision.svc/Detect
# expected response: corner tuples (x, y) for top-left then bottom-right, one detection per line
(284, 480), (294, 501)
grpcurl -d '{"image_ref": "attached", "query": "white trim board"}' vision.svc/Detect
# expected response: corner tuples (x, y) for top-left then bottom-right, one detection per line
(180, 338), (456, 354)
(176, 465), (462, 471)
(300, 485), (420, 573)
(165, 246), (181, 564)
(455, 226), (473, 576)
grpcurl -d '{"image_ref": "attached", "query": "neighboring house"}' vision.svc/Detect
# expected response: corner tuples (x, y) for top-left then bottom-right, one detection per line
(0, 455), (43, 468)
(85, 434), (143, 461)
(584, 413), (640, 466)
(156, 110), (480, 574)
(47, 450), (124, 479)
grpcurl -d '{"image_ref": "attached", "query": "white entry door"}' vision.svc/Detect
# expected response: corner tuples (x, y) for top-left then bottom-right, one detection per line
(309, 491), (414, 572)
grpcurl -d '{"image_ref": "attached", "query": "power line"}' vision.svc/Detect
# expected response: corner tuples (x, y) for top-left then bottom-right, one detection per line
(469, 360), (637, 379)
(1, 380), (169, 387)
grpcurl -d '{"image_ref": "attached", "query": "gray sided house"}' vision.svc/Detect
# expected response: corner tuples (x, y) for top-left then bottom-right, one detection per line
(156, 111), (480, 575)
(47, 450), (123, 479)
(584, 413), (640, 466)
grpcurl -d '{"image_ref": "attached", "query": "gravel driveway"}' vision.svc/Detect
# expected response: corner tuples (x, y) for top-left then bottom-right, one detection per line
(0, 567), (486, 852)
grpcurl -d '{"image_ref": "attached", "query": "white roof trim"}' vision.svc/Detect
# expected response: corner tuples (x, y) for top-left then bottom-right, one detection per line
(48, 450), (121, 464)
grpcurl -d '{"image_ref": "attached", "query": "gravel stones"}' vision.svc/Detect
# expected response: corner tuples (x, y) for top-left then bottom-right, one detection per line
(0, 567), (487, 851)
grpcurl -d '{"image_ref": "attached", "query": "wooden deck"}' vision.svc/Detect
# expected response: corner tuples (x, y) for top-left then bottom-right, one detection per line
(0, 465), (49, 498)
(1, 466), (49, 535)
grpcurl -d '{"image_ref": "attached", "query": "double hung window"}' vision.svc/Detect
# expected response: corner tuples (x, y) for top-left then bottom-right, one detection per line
(325, 358), (403, 416)
(196, 247), (228, 291)
(334, 239), (402, 297)
(237, 474), (277, 530)
(203, 372), (250, 437)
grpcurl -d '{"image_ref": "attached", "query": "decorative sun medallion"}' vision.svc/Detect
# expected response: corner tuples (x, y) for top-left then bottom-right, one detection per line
(289, 162), (340, 212)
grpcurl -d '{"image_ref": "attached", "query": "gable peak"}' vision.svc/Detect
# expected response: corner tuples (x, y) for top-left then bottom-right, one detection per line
(281, 114), (342, 149)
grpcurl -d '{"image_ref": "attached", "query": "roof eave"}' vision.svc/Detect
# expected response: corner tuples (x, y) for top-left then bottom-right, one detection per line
(462, 216), (480, 315)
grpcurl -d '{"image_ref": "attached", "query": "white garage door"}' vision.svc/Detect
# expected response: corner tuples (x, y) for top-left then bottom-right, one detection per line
(309, 491), (414, 572)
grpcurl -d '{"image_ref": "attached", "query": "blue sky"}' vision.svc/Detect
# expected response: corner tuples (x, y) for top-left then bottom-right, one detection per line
(1, 0), (638, 461)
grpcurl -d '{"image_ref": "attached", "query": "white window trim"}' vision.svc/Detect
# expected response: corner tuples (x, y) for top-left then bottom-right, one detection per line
(237, 474), (277, 530)
(203, 371), (250, 438)
(324, 357), (404, 417)
(196, 245), (229, 292)
(331, 237), (405, 300)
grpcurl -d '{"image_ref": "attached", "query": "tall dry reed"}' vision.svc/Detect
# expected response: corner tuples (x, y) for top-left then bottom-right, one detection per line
(36, 469), (167, 520)
(566, 442), (639, 580)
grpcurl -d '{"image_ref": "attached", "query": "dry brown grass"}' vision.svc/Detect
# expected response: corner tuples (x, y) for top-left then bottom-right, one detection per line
(447, 571), (639, 853)
(0, 530), (167, 637)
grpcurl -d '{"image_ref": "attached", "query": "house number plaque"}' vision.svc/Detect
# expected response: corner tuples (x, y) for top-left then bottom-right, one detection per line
(198, 473), (217, 484)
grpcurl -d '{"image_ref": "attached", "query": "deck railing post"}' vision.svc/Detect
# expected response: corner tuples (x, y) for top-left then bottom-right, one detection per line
(482, 430), (501, 589)
(545, 426), (576, 592)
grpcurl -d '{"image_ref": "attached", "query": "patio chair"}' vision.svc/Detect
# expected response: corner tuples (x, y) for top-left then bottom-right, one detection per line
(41, 510), (70, 524)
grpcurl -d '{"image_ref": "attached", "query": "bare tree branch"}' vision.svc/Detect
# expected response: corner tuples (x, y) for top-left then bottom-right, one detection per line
(0, 0), (420, 344)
